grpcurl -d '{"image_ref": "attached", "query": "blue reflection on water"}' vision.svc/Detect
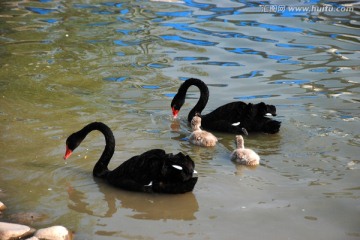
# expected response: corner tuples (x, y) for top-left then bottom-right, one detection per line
(179, 77), (191, 81)
(231, 71), (264, 78)
(142, 85), (160, 89)
(41, 19), (58, 23)
(340, 115), (353, 119)
(310, 68), (328, 73)
(276, 43), (316, 49)
(102, 2), (123, 8)
(227, 48), (260, 55)
(104, 77), (127, 82)
(270, 80), (310, 85)
(116, 52), (125, 56)
(268, 55), (300, 64)
(268, 55), (290, 61)
(164, 93), (176, 98)
(184, 0), (211, 9)
(156, 11), (193, 17)
(116, 29), (141, 35)
(120, 9), (129, 15)
(117, 17), (132, 23)
(194, 61), (242, 66)
(234, 95), (275, 100)
(288, 95), (320, 100)
(26, 7), (56, 14)
(148, 63), (172, 69)
(160, 35), (217, 46)
(114, 40), (141, 46)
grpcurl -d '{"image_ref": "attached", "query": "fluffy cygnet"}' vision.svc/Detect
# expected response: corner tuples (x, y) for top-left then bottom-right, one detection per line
(231, 135), (260, 166)
(189, 115), (218, 147)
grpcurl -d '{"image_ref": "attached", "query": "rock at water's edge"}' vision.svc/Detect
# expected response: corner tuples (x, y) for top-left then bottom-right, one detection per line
(34, 225), (72, 240)
(0, 201), (6, 211)
(0, 222), (35, 240)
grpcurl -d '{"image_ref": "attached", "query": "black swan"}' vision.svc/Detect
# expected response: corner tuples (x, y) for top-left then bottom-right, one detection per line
(231, 135), (260, 166)
(189, 115), (218, 147)
(64, 122), (198, 194)
(170, 78), (281, 134)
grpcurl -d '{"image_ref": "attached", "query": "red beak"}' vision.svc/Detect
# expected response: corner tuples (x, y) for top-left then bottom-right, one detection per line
(64, 146), (73, 160)
(172, 107), (179, 118)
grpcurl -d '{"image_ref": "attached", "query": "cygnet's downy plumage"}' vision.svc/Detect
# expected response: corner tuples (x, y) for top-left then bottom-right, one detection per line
(189, 115), (218, 147)
(231, 135), (260, 166)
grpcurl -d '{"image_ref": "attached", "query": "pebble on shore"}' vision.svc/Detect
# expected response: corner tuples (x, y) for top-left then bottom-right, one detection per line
(33, 225), (72, 240)
(0, 222), (72, 240)
(0, 222), (35, 240)
(0, 201), (72, 240)
(0, 201), (6, 211)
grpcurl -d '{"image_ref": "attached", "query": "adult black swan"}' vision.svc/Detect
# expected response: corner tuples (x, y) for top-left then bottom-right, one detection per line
(171, 78), (281, 134)
(64, 122), (198, 194)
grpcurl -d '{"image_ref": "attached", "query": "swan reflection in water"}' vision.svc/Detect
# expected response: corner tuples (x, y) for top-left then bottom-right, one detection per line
(66, 180), (199, 221)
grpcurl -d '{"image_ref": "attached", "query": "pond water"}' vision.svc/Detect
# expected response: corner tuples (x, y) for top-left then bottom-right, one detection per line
(0, 0), (359, 239)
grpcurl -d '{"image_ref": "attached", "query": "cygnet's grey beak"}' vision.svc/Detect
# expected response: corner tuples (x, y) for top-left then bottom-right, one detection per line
(241, 128), (249, 136)
(193, 169), (198, 177)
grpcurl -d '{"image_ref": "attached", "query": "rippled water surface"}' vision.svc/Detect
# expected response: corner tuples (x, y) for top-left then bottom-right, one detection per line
(1, 0), (359, 239)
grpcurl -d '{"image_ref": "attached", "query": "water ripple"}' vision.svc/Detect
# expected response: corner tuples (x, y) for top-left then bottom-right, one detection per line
(276, 43), (318, 49)
(156, 11), (193, 17)
(194, 61), (243, 66)
(160, 35), (217, 46)
(174, 57), (210, 61)
(236, 20), (304, 33)
(234, 95), (278, 100)
(162, 22), (277, 42)
(270, 80), (311, 85)
(231, 71), (264, 79)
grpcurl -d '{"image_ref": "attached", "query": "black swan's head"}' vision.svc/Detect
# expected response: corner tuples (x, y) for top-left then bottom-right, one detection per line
(256, 102), (277, 117)
(64, 132), (85, 160)
(171, 93), (185, 118)
(161, 152), (196, 182)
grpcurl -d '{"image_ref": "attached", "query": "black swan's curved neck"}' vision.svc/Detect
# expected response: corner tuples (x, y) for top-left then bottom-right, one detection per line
(78, 122), (115, 178)
(179, 78), (209, 122)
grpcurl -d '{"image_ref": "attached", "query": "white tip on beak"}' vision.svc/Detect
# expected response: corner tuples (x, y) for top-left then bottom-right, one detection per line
(232, 122), (240, 126)
(265, 113), (272, 116)
(172, 165), (183, 170)
(193, 170), (198, 174)
(145, 181), (153, 186)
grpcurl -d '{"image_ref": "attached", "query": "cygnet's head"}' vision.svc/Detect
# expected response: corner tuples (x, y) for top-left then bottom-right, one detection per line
(191, 115), (202, 131)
